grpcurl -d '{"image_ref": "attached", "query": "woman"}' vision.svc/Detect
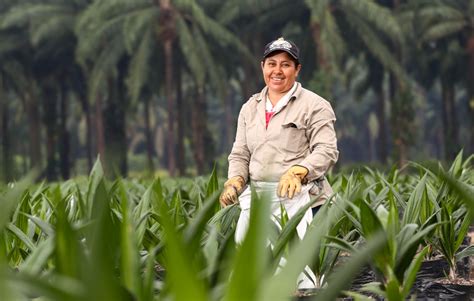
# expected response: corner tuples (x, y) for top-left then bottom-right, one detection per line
(220, 37), (339, 241)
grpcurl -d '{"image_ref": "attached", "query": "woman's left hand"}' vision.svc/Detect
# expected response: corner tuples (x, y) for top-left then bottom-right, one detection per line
(277, 165), (308, 198)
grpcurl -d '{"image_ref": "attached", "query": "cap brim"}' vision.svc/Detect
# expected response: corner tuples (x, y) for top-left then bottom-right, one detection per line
(263, 48), (298, 60)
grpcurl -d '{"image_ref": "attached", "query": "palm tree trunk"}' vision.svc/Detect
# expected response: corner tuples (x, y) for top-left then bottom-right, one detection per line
(467, 33), (474, 154)
(192, 86), (205, 174)
(389, 75), (408, 166)
(225, 89), (234, 152)
(43, 87), (57, 181)
(164, 40), (176, 177)
(104, 78), (127, 178)
(58, 83), (70, 179)
(175, 60), (185, 176)
(441, 78), (459, 160)
(78, 94), (93, 172)
(0, 78), (12, 182)
(95, 94), (106, 168)
(374, 81), (388, 164)
(240, 35), (260, 101)
(144, 96), (155, 174)
(389, 0), (408, 166)
(157, 0), (176, 176)
(24, 88), (42, 170)
(311, 21), (333, 98)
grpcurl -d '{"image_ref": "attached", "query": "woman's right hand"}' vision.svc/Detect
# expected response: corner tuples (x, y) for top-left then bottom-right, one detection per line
(219, 176), (246, 207)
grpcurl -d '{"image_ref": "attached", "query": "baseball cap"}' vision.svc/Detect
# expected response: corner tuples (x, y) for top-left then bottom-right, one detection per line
(263, 37), (300, 61)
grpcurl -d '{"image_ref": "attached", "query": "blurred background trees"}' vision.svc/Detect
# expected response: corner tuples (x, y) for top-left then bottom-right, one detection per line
(0, 0), (472, 181)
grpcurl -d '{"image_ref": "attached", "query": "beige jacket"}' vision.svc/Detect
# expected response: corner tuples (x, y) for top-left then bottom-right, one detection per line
(228, 83), (339, 205)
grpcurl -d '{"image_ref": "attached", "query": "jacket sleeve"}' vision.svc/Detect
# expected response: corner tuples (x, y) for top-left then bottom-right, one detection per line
(298, 103), (339, 182)
(227, 104), (251, 182)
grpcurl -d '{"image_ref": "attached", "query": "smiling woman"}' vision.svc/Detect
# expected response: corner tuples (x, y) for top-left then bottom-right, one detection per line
(261, 51), (301, 105)
(219, 37), (339, 254)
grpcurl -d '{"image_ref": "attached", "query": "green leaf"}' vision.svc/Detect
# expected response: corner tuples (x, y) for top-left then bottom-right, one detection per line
(133, 179), (159, 246)
(385, 268), (402, 301)
(84, 179), (131, 300)
(118, 180), (140, 298)
(19, 237), (54, 275)
(359, 200), (383, 238)
(85, 156), (105, 218)
(402, 174), (428, 226)
(223, 187), (271, 301)
(0, 172), (36, 233)
(6, 223), (35, 251)
(258, 199), (346, 300)
(203, 224), (219, 278)
(158, 194), (209, 301)
(183, 191), (220, 253)
(402, 246), (429, 298)
(54, 197), (83, 279)
(456, 245), (474, 261)
(272, 199), (315, 259)
(5, 271), (85, 301)
(206, 164), (219, 198)
(316, 231), (388, 301)
(23, 214), (54, 237)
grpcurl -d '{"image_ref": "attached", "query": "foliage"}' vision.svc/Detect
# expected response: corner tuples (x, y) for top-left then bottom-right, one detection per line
(0, 156), (472, 300)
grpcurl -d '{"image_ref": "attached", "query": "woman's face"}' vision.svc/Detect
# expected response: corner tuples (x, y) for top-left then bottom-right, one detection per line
(261, 51), (301, 95)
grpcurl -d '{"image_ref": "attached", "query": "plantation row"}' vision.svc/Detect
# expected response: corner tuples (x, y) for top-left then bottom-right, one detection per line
(0, 153), (473, 300)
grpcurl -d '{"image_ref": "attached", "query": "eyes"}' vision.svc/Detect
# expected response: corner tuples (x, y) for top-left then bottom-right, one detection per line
(266, 61), (293, 68)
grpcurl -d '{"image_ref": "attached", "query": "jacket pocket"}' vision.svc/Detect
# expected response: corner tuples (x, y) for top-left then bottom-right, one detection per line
(281, 121), (307, 153)
(245, 123), (258, 152)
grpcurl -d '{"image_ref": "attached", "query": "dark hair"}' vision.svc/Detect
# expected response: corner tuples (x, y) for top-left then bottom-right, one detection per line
(262, 50), (300, 67)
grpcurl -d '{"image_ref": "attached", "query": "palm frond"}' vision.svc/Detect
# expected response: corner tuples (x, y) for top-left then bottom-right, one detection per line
(76, 0), (150, 32)
(176, 15), (206, 88)
(215, 0), (293, 25)
(345, 13), (408, 83)
(304, 0), (330, 23)
(0, 3), (76, 30)
(421, 20), (467, 42)
(178, 0), (254, 63)
(127, 27), (153, 104)
(320, 8), (346, 72)
(418, 5), (465, 22)
(123, 8), (158, 53)
(87, 34), (126, 101)
(341, 0), (404, 44)
(76, 10), (125, 65)
(193, 25), (227, 98)
(0, 31), (28, 55)
(30, 16), (76, 47)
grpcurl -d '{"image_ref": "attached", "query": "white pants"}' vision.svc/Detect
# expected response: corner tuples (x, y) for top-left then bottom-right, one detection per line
(234, 181), (316, 288)
(235, 181), (313, 243)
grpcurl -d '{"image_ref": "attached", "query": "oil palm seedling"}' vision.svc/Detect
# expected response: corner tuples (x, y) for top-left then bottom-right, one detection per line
(332, 177), (440, 301)
(414, 151), (474, 281)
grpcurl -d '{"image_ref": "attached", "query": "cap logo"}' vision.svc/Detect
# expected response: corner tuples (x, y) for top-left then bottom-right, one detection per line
(269, 38), (292, 51)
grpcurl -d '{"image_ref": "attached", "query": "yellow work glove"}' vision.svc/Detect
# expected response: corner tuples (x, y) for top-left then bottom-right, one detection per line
(219, 176), (246, 207)
(277, 165), (309, 199)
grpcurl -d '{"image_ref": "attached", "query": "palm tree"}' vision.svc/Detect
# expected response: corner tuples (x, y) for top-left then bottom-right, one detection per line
(401, 0), (472, 159)
(0, 73), (11, 181)
(1, 0), (92, 178)
(76, 0), (134, 177)
(0, 17), (42, 172)
(303, 0), (409, 164)
(229, 0), (408, 163)
(76, 0), (253, 176)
